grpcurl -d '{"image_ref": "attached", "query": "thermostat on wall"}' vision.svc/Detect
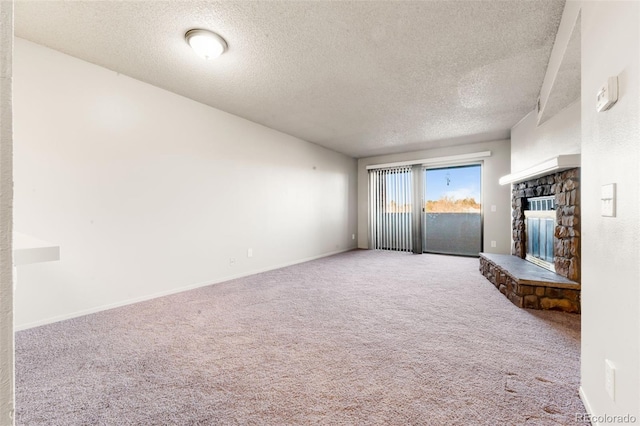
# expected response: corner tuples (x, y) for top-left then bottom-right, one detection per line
(596, 76), (618, 112)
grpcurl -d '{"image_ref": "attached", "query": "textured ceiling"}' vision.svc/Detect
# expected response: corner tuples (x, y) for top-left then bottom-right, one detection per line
(15, 1), (565, 158)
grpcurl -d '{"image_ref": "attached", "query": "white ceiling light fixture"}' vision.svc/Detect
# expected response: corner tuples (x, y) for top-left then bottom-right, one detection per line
(185, 29), (228, 60)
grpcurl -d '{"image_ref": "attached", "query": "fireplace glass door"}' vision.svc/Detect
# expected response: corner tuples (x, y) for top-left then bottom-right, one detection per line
(524, 210), (556, 271)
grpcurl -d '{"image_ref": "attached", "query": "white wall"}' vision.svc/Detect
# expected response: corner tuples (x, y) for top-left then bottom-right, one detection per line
(13, 39), (358, 329)
(510, 101), (581, 172)
(580, 0), (639, 420)
(0, 1), (14, 424)
(357, 139), (511, 254)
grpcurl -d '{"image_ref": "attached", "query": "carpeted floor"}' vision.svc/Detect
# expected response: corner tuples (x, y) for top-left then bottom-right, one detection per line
(16, 250), (584, 425)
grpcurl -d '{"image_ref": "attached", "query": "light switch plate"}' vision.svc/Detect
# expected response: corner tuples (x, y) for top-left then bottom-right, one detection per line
(601, 183), (616, 217)
(596, 76), (618, 112)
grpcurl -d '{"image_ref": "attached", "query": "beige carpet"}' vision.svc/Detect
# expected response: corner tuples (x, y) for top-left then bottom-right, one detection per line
(16, 250), (584, 425)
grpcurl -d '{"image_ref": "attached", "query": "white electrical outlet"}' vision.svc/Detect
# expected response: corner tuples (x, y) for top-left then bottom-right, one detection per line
(491, 205), (497, 212)
(352, 234), (355, 240)
(491, 241), (497, 248)
(247, 248), (253, 258)
(229, 258), (236, 266)
(605, 359), (615, 401)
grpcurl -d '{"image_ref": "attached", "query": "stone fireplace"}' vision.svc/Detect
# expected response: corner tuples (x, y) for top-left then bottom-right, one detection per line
(479, 167), (581, 313)
(512, 168), (580, 282)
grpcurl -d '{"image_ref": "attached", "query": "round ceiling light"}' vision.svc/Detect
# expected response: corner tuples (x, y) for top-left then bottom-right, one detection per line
(185, 29), (228, 60)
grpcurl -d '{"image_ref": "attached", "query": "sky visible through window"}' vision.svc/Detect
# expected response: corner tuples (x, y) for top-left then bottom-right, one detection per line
(425, 165), (481, 203)
(382, 165), (481, 213)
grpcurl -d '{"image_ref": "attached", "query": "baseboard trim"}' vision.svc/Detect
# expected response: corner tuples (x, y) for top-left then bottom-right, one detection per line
(15, 247), (355, 331)
(579, 386), (598, 426)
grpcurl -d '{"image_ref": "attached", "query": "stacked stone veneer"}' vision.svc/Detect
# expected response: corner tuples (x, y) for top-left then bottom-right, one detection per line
(479, 255), (581, 313)
(479, 168), (581, 313)
(512, 168), (581, 282)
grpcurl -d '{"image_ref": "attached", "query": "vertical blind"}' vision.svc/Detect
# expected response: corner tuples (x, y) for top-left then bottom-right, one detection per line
(368, 166), (413, 252)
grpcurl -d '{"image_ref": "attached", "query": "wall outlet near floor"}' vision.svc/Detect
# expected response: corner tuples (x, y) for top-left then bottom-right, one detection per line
(229, 257), (236, 266)
(491, 240), (497, 248)
(605, 359), (615, 400)
(352, 234), (355, 240)
(247, 248), (253, 258)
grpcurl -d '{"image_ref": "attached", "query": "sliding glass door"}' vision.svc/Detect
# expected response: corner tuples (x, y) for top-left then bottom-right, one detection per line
(367, 163), (482, 256)
(422, 164), (482, 256)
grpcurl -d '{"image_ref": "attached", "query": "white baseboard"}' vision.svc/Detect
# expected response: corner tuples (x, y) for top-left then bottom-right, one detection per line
(15, 247), (355, 331)
(579, 386), (597, 426)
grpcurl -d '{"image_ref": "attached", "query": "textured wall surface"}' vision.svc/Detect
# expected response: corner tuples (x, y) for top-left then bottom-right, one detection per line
(580, 0), (639, 419)
(0, 1), (14, 424)
(13, 39), (357, 329)
(510, 102), (581, 173)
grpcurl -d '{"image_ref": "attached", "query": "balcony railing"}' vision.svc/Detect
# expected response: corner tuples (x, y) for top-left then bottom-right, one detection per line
(423, 212), (481, 256)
